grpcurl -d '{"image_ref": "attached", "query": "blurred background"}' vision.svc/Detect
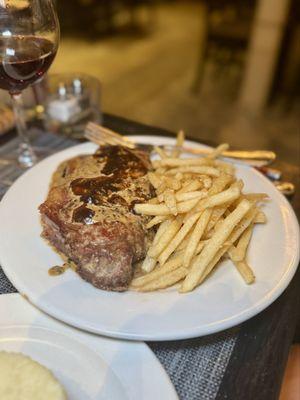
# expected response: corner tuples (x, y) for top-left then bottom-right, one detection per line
(1, 0), (299, 164)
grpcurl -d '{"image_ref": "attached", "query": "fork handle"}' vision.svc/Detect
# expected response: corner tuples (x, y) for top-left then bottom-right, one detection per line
(178, 146), (276, 162)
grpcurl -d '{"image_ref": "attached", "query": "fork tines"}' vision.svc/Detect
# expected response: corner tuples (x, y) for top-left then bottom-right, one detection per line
(85, 122), (136, 149)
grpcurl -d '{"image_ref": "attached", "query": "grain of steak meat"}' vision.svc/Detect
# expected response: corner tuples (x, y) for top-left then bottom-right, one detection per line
(39, 145), (154, 291)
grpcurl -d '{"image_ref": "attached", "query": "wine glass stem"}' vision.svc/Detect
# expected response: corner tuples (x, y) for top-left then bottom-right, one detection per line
(11, 92), (37, 168)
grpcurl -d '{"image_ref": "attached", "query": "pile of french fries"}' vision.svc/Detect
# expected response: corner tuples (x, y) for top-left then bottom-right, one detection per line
(131, 132), (268, 293)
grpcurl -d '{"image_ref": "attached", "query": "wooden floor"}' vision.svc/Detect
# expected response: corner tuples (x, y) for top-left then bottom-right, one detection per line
(279, 345), (300, 400)
(51, 2), (299, 164)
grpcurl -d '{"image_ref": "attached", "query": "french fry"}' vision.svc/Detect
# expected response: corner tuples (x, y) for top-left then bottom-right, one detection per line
(233, 260), (255, 284)
(175, 172), (184, 181)
(171, 130), (185, 157)
(176, 129), (185, 147)
(141, 255), (157, 273)
(215, 160), (235, 175)
(231, 179), (244, 191)
(146, 215), (169, 229)
(156, 167), (167, 175)
(148, 217), (183, 258)
(164, 177), (182, 191)
(156, 158), (214, 168)
(153, 219), (173, 245)
(135, 198), (200, 216)
(195, 240), (208, 254)
(183, 180), (239, 224)
(156, 181), (167, 195)
(147, 172), (162, 189)
(154, 146), (168, 159)
(157, 193), (164, 202)
(177, 232), (193, 251)
(230, 223), (254, 262)
(181, 173), (194, 180)
(135, 267), (188, 292)
(225, 208), (258, 248)
(164, 189), (178, 215)
(242, 193), (269, 202)
(214, 218), (224, 231)
(180, 199), (252, 292)
(151, 160), (160, 169)
(204, 206), (228, 236)
(198, 207), (258, 284)
(224, 209), (231, 217)
(175, 190), (207, 202)
(131, 133), (267, 293)
(205, 215), (228, 239)
(194, 187), (240, 213)
(207, 143), (229, 159)
(134, 203), (170, 216)
(131, 252), (184, 287)
(166, 166), (220, 177)
(254, 210), (267, 224)
(200, 176), (212, 189)
(177, 198), (201, 213)
(208, 173), (233, 195)
(148, 197), (159, 204)
(183, 209), (212, 268)
(158, 212), (201, 266)
(176, 180), (203, 194)
(227, 249), (255, 284)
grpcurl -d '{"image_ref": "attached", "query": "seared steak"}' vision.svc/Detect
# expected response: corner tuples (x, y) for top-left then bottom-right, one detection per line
(39, 145), (154, 291)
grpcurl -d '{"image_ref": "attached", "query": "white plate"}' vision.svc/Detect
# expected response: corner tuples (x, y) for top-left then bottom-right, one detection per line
(0, 293), (178, 399)
(0, 137), (299, 341)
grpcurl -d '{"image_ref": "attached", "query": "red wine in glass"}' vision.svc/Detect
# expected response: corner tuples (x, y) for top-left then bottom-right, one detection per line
(0, 36), (56, 94)
(0, 0), (59, 168)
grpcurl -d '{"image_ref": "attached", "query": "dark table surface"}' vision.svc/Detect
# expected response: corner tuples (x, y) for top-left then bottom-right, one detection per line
(0, 112), (299, 400)
(103, 113), (300, 400)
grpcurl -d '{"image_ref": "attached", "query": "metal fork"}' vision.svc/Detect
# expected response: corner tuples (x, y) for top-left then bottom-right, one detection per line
(84, 122), (276, 167)
(84, 123), (295, 196)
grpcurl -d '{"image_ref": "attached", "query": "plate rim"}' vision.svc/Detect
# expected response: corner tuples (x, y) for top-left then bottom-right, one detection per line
(0, 137), (299, 341)
(0, 293), (178, 399)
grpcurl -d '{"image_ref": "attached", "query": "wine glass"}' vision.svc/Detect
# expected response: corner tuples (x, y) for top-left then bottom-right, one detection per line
(0, 0), (59, 168)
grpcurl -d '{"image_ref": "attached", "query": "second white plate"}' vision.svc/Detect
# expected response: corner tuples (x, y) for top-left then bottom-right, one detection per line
(0, 137), (299, 340)
(0, 294), (177, 399)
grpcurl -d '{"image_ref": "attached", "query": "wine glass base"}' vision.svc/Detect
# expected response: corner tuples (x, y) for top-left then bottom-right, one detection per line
(18, 144), (37, 168)
(0, 147), (54, 169)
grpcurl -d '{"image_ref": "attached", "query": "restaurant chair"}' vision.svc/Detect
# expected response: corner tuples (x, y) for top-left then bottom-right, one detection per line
(193, 0), (255, 92)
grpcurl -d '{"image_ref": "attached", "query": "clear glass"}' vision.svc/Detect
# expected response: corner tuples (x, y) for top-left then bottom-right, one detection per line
(0, 0), (60, 168)
(43, 73), (102, 139)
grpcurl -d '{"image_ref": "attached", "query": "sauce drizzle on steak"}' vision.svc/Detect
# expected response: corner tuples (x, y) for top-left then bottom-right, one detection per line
(71, 146), (149, 223)
(39, 145), (154, 291)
